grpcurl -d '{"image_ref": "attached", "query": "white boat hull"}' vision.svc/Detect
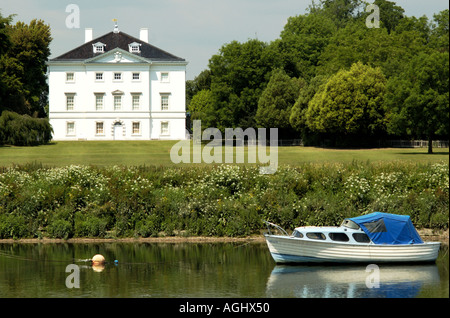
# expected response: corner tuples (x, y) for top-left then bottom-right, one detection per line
(265, 235), (441, 264)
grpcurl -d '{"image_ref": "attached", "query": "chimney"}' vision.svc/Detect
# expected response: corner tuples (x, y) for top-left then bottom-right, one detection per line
(140, 28), (149, 43)
(85, 28), (93, 43)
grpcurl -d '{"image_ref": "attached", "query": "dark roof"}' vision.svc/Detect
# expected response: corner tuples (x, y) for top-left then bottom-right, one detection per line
(51, 31), (185, 62)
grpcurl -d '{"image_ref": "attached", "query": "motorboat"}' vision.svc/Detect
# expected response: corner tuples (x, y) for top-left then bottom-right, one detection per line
(264, 212), (441, 264)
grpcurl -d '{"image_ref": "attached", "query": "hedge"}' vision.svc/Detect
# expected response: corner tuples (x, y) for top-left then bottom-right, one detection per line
(0, 162), (448, 239)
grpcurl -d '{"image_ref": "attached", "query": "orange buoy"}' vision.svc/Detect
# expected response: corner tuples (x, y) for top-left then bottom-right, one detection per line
(92, 254), (105, 265)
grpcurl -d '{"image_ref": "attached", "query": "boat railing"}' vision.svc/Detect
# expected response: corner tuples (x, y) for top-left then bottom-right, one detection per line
(264, 221), (289, 237)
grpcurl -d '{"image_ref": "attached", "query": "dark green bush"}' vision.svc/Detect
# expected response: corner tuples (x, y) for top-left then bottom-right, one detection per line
(0, 110), (52, 146)
(47, 219), (73, 239)
(0, 213), (29, 239)
(74, 213), (108, 238)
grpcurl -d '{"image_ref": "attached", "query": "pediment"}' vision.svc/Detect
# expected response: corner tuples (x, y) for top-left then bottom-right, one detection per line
(84, 48), (150, 64)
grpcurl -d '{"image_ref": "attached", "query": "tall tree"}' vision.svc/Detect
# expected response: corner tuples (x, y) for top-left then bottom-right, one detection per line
(274, 12), (336, 79)
(319, 0), (365, 28)
(186, 69), (211, 108)
(0, 17), (52, 117)
(373, 0), (405, 33)
(255, 69), (305, 138)
(187, 89), (216, 130)
(290, 75), (328, 137)
(306, 62), (387, 142)
(385, 51), (449, 153)
(208, 39), (275, 130)
(429, 9), (449, 52)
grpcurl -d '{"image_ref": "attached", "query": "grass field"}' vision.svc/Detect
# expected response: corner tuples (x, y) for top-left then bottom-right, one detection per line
(0, 141), (448, 167)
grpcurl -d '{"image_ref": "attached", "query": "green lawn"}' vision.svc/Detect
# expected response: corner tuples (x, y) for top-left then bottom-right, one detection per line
(0, 140), (448, 167)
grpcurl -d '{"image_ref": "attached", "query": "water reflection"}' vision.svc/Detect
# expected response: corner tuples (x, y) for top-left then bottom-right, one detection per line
(265, 264), (441, 298)
(0, 242), (447, 298)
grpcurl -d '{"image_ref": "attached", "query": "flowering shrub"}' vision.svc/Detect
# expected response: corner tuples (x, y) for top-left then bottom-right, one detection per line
(0, 161), (448, 239)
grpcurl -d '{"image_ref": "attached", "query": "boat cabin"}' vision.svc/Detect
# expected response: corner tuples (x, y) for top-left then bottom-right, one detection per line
(291, 219), (371, 244)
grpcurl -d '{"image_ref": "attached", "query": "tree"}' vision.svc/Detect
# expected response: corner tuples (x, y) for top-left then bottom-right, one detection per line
(0, 11), (13, 55)
(274, 11), (336, 79)
(318, 0), (365, 28)
(290, 75), (328, 138)
(306, 62), (387, 144)
(429, 9), (449, 52)
(0, 16), (52, 117)
(373, 0), (405, 34)
(186, 69), (211, 108)
(255, 69), (305, 138)
(385, 51), (449, 153)
(317, 17), (429, 79)
(208, 39), (275, 130)
(187, 89), (216, 130)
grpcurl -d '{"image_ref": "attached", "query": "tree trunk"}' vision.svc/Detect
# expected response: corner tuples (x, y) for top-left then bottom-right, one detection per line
(428, 135), (433, 154)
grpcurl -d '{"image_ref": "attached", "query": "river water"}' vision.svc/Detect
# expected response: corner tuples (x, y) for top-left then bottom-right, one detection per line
(0, 242), (448, 298)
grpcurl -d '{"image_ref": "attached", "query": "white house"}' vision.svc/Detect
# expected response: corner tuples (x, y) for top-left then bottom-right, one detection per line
(47, 24), (188, 140)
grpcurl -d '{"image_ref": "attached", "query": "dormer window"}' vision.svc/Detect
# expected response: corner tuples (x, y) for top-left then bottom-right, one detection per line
(128, 42), (141, 53)
(93, 42), (106, 54)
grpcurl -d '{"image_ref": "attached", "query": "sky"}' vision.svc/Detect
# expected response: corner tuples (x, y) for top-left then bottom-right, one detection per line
(1, 0), (449, 80)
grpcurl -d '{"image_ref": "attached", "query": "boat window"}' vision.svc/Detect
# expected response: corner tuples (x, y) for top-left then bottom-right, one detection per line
(329, 233), (349, 242)
(292, 230), (303, 238)
(353, 233), (371, 243)
(341, 219), (360, 230)
(363, 219), (387, 233)
(306, 232), (326, 240)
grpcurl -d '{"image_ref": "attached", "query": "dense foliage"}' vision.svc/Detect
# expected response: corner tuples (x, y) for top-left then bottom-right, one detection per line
(0, 111), (52, 146)
(0, 10), (53, 145)
(187, 0), (449, 151)
(0, 12), (52, 117)
(0, 162), (447, 239)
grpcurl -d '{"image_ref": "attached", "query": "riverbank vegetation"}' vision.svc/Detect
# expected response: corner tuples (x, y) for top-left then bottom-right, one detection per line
(0, 162), (447, 239)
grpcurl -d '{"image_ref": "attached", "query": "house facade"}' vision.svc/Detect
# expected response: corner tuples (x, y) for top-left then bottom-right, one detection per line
(47, 25), (188, 140)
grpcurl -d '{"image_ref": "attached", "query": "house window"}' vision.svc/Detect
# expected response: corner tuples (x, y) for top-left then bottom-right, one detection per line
(132, 94), (141, 110)
(161, 121), (169, 135)
(132, 122), (141, 135)
(66, 73), (75, 82)
(65, 94), (75, 110)
(114, 72), (122, 81)
(96, 122), (104, 135)
(95, 73), (103, 81)
(95, 94), (104, 110)
(114, 95), (122, 110)
(93, 42), (106, 53)
(132, 72), (140, 80)
(66, 122), (75, 135)
(161, 72), (169, 83)
(161, 94), (169, 110)
(128, 42), (141, 53)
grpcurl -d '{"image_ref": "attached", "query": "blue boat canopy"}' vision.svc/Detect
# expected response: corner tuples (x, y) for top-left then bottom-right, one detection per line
(348, 212), (424, 245)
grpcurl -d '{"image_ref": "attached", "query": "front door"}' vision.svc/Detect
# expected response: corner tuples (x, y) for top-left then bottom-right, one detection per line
(114, 122), (123, 140)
